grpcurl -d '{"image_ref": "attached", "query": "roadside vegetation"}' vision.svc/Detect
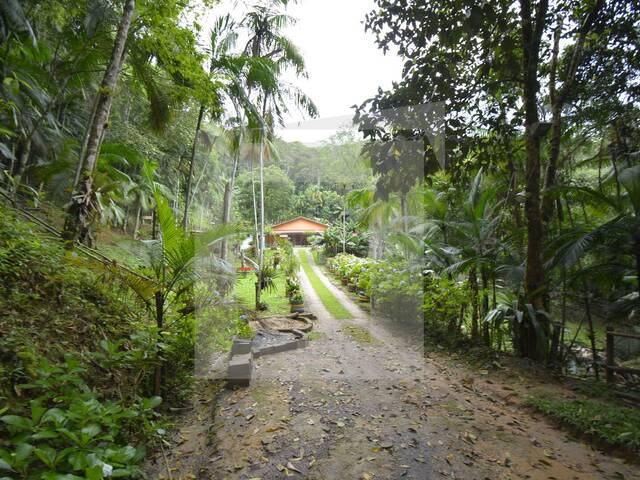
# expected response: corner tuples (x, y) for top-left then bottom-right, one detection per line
(298, 250), (352, 320)
(527, 396), (640, 451)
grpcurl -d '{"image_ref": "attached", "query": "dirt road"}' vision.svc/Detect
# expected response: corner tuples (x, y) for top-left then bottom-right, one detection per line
(150, 250), (638, 480)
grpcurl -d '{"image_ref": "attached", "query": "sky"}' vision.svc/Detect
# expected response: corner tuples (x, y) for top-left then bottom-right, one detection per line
(277, 0), (404, 144)
(204, 0), (404, 145)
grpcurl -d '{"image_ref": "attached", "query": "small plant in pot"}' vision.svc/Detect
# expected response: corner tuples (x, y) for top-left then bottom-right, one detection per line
(290, 292), (304, 312)
(356, 290), (370, 302)
(285, 277), (300, 297)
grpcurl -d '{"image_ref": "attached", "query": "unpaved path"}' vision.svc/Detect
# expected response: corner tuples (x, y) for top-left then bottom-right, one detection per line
(151, 249), (638, 480)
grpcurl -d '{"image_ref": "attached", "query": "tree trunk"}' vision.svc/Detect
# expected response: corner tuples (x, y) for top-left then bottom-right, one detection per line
(153, 290), (164, 397)
(64, 0), (135, 246)
(183, 104), (206, 230)
(469, 266), (479, 341)
(220, 147), (241, 260)
(220, 176), (238, 260)
(541, 17), (563, 225)
(249, 144), (261, 307)
(634, 232), (640, 298)
(519, 0), (549, 360)
(257, 135), (266, 310)
(542, 2), (602, 224)
(541, 103), (563, 224)
(481, 268), (490, 346)
(123, 205), (129, 233)
(151, 208), (158, 240)
(400, 191), (409, 233)
(133, 201), (142, 239)
(11, 138), (31, 198)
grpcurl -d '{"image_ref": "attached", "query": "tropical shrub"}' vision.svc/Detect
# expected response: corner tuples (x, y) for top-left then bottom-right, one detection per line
(312, 222), (369, 258)
(285, 278), (301, 298)
(423, 275), (470, 342)
(370, 260), (422, 322)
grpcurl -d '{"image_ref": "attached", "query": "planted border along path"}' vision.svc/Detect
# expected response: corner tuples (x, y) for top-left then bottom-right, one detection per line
(153, 248), (638, 479)
(298, 249), (352, 320)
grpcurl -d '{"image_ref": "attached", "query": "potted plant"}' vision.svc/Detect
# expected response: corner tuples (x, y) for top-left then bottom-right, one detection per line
(290, 292), (304, 312)
(357, 266), (371, 302)
(285, 277), (300, 297)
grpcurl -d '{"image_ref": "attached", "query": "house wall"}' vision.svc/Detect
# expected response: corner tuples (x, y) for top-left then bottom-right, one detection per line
(272, 218), (328, 234)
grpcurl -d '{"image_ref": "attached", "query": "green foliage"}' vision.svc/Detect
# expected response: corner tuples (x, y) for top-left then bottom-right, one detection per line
(293, 186), (344, 223)
(371, 259), (423, 322)
(0, 207), (150, 400)
(526, 396), (640, 451)
(0, 206), (200, 477)
(0, 355), (161, 479)
(423, 276), (470, 342)
(312, 222), (369, 258)
(235, 165), (295, 224)
(327, 254), (374, 296)
(234, 319), (255, 340)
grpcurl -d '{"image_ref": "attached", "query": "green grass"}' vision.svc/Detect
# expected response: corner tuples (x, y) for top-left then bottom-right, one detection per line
(526, 395), (640, 451)
(298, 249), (352, 320)
(307, 331), (327, 341)
(342, 323), (376, 344)
(233, 272), (290, 315)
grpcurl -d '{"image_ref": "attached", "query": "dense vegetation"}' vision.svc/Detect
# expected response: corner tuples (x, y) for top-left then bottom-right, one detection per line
(339, 0), (640, 372)
(1, 0), (640, 475)
(0, 210), (168, 477)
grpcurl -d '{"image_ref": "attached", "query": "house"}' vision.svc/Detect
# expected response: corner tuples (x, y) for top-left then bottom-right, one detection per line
(267, 216), (329, 246)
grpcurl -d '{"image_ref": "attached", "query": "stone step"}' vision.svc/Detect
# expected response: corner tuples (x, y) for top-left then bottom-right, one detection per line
(230, 338), (252, 356)
(227, 353), (253, 388)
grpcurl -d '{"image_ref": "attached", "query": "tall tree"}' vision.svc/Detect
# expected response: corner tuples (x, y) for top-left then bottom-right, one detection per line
(359, 0), (621, 360)
(63, 0), (135, 246)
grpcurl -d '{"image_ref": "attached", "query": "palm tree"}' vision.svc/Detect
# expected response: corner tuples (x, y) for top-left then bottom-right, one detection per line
(100, 186), (235, 396)
(63, 0), (136, 246)
(238, 0), (317, 307)
(545, 165), (640, 373)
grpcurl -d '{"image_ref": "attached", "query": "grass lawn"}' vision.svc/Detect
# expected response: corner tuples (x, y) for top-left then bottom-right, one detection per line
(233, 272), (291, 316)
(298, 249), (352, 320)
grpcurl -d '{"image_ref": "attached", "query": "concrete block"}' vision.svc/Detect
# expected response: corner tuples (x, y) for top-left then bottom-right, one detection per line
(231, 339), (253, 356)
(227, 353), (252, 387)
(253, 337), (308, 358)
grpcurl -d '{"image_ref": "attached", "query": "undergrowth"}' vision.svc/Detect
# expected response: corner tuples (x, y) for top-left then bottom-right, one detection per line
(526, 395), (640, 451)
(0, 207), (199, 478)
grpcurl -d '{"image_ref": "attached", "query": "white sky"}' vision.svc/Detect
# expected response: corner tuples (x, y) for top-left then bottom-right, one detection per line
(277, 0), (403, 144)
(203, 0), (404, 145)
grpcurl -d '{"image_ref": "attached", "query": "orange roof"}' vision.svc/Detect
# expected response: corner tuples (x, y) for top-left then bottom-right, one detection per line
(271, 216), (329, 233)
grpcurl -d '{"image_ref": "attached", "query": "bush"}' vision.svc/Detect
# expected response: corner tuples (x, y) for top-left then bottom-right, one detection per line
(0, 208), (151, 402)
(423, 276), (469, 342)
(328, 253), (423, 321)
(370, 260), (422, 321)
(0, 207), (197, 477)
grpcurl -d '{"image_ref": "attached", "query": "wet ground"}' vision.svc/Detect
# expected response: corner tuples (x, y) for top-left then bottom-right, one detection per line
(148, 251), (639, 480)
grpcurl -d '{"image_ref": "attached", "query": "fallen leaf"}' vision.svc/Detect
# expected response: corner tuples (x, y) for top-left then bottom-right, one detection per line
(287, 462), (302, 474)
